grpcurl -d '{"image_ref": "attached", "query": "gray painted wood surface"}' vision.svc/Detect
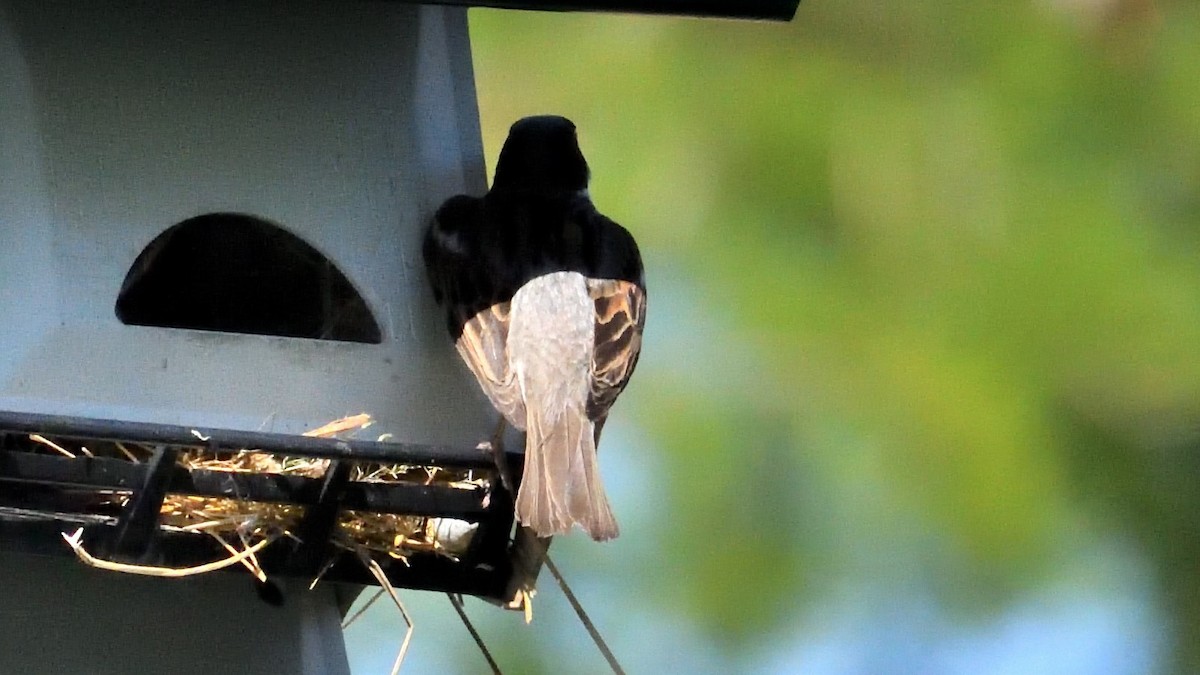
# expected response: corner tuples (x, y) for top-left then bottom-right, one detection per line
(0, 2), (495, 671)
(0, 0), (494, 443)
(0, 551), (353, 674)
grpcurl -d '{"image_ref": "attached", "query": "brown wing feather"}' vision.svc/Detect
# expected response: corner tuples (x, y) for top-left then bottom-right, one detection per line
(586, 279), (647, 420)
(454, 301), (527, 428)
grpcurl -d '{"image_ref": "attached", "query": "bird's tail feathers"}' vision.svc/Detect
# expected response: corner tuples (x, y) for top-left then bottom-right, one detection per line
(515, 406), (618, 541)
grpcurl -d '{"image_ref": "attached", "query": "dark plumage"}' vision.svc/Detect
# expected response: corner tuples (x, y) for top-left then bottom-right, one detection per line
(423, 115), (646, 541)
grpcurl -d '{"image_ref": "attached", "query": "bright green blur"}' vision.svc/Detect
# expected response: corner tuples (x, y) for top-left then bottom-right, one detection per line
(458, 3), (1200, 672)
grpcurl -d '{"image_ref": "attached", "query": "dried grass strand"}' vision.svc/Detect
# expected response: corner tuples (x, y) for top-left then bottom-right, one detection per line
(522, 589), (534, 625)
(308, 550), (343, 591)
(303, 414), (371, 438)
(61, 527), (275, 578)
(448, 593), (502, 675)
(544, 554), (626, 675)
(30, 434), (74, 458)
(342, 588), (387, 630)
(114, 442), (139, 462)
(210, 532), (267, 582)
(358, 549), (414, 675)
(236, 528), (268, 581)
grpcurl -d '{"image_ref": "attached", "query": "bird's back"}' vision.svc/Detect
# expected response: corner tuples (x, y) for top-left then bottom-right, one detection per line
(425, 191), (644, 338)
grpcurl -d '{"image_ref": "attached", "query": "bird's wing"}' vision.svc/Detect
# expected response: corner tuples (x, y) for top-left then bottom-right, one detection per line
(425, 196), (527, 427)
(586, 278), (646, 420)
(455, 301), (526, 427)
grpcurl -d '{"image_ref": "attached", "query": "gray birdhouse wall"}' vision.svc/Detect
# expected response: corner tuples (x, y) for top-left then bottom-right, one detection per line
(0, 1), (493, 445)
(0, 3), (499, 673)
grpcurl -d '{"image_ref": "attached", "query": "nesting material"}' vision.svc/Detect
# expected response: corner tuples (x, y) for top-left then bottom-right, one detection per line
(32, 414), (489, 580)
(61, 526), (274, 578)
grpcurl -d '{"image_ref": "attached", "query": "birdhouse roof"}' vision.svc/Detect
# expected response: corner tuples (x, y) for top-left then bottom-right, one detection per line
(406, 0), (799, 21)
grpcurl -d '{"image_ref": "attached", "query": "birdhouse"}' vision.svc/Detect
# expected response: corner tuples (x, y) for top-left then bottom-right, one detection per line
(0, 1), (798, 672)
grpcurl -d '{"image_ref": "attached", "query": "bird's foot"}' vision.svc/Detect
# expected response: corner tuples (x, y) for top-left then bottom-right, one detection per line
(481, 418), (516, 494)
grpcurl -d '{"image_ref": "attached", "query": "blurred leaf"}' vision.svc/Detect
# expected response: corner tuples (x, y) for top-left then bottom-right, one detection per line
(467, 1), (1200, 670)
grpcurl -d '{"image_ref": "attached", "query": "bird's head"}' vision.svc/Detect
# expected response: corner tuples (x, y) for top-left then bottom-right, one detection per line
(493, 115), (590, 196)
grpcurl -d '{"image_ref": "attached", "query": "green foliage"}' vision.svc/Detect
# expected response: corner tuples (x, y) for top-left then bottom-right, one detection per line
(468, 2), (1200, 670)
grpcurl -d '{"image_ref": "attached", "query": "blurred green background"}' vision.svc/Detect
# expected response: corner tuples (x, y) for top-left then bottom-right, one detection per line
(349, 2), (1200, 673)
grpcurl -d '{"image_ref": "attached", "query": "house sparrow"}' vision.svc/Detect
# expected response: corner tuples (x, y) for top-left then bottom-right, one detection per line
(423, 115), (646, 541)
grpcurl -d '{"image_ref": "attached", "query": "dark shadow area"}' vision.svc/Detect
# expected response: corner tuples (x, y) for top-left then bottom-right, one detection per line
(116, 213), (381, 343)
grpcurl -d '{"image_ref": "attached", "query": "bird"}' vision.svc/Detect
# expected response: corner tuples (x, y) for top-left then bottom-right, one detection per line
(422, 115), (646, 541)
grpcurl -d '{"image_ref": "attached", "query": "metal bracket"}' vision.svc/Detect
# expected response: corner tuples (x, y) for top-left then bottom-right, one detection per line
(106, 444), (179, 562)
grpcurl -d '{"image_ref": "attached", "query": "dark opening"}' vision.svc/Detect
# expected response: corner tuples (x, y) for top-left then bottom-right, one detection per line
(116, 213), (382, 343)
